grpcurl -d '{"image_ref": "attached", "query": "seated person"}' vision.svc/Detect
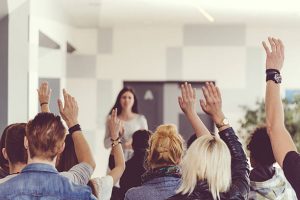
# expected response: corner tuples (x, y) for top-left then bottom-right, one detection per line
(124, 124), (184, 200)
(57, 108), (125, 200)
(168, 82), (249, 200)
(0, 89), (97, 199)
(247, 127), (297, 199)
(119, 129), (152, 198)
(0, 123), (27, 183)
(263, 37), (300, 198)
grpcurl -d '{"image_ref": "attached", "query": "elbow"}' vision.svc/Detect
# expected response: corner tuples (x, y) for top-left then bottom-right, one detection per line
(266, 118), (286, 136)
(88, 159), (96, 170)
(91, 160), (96, 170)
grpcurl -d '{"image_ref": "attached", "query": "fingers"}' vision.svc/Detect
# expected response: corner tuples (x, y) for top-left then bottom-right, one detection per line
(181, 84), (187, 101)
(200, 99), (206, 111)
(262, 41), (271, 55)
(202, 84), (212, 103)
(278, 39), (285, 58)
(268, 37), (276, 52)
(57, 99), (63, 113)
(178, 96), (184, 110)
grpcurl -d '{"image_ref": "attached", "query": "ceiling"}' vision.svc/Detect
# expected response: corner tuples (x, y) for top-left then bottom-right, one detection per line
(53, 0), (300, 27)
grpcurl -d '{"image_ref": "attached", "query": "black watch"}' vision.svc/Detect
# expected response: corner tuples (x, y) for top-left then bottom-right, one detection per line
(266, 73), (282, 84)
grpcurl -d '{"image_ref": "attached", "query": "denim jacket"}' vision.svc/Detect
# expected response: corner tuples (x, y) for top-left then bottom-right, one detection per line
(0, 163), (97, 200)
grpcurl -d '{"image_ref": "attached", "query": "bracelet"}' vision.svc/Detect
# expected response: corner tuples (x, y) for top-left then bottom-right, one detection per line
(111, 140), (122, 147)
(68, 124), (81, 135)
(266, 69), (280, 75)
(40, 102), (48, 107)
(110, 136), (120, 142)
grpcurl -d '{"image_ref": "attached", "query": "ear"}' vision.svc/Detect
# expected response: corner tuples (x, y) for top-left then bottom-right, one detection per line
(24, 136), (28, 149)
(58, 142), (65, 154)
(2, 148), (8, 160)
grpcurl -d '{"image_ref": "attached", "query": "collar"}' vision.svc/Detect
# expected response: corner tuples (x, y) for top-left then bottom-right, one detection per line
(21, 163), (58, 174)
(142, 165), (181, 184)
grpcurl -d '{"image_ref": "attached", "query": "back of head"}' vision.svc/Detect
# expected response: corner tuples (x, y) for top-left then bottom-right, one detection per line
(132, 129), (152, 152)
(26, 113), (66, 161)
(0, 124), (15, 172)
(178, 134), (231, 200)
(5, 123), (27, 165)
(247, 126), (275, 167)
(56, 134), (78, 172)
(146, 124), (185, 169)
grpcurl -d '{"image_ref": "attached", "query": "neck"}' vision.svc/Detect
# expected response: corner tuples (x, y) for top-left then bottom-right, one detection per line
(9, 162), (26, 174)
(120, 110), (134, 119)
(27, 157), (56, 167)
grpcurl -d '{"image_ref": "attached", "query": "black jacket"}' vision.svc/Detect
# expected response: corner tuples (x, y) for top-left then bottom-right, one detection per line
(168, 127), (250, 200)
(119, 150), (147, 199)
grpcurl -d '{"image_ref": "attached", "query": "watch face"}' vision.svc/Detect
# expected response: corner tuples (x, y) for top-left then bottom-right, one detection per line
(223, 118), (229, 125)
(274, 74), (282, 83)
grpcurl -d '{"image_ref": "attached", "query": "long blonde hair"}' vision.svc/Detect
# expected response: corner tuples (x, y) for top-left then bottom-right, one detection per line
(177, 134), (231, 200)
(146, 124), (185, 169)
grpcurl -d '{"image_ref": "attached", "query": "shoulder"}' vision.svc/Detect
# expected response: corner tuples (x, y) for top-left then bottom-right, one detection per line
(125, 186), (147, 198)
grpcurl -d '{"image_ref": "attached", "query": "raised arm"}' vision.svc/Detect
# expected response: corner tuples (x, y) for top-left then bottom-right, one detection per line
(37, 82), (51, 113)
(178, 82), (210, 137)
(58, 89), (96, 170)
(108, 108), (126, 184)
(202, 82), (249, 198)
(200, 82), (229, 131)
(263, 37), (297, 167)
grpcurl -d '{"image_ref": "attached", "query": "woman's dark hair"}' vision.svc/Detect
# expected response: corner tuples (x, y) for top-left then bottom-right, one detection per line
(56, 134), (78, 172)
(109, 87), (139, 116)
(0, 124), (16, 173)
(247, 126), (275, 166)
(56, 134), (97, 197)
(132, 129), (152, 152)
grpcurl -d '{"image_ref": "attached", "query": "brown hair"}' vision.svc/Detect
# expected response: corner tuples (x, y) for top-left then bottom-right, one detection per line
(26, 113), (66, 161)
(146, 124), (185, 169)
(5, 123), (27, 165)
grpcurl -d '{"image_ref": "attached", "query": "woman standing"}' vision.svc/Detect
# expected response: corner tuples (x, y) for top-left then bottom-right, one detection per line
(104, 87), (148, 162)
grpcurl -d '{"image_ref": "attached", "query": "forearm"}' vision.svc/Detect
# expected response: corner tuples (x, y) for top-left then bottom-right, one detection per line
(72, 130), (96, 170)
(40, 104), (50, 113)
(219, 127), (250, 197)
(266, 81), (285, 129)
(109, 144), (125, 184)
(265, 81), (297, 166)
(186, 111), (210, 137)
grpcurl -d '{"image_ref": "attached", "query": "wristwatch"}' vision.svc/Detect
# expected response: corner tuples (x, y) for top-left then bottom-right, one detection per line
(266, 73), (282, 84)
(216, 118), (229, 128)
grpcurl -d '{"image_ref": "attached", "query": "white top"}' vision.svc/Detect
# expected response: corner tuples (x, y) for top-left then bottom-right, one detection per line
(0, 162), (93, 185)
(90, 175), (114, 200)
(104, 114), (148, 160)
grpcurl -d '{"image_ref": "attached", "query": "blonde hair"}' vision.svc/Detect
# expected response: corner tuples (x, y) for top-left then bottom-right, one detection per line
(177, 134), (231, 200)
(146, 124), (185, 169)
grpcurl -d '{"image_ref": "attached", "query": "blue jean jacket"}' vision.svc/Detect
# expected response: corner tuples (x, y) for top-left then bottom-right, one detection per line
(0, 163), (96, 200)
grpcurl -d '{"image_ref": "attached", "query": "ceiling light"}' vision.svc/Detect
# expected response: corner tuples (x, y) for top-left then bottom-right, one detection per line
(197, 6), (215, 22)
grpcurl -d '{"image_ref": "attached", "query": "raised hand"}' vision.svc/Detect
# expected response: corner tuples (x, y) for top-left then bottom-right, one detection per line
(178, 82), (197, 116)
(57, 89), (79, 128)
(200, 82), (225, 124)
(262, 37), (285, 71)
(37, 82), (52, 113)
(109, 108), (124, 140)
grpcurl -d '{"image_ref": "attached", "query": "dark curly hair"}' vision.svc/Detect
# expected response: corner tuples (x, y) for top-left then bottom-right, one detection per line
(247, 126), (275, 166)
